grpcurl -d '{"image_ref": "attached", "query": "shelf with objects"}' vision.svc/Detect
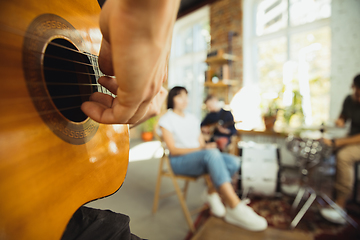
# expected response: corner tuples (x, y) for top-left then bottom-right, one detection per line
(204, 49), (238, 104)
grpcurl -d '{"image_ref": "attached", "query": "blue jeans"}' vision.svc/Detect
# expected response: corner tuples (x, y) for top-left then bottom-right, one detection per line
(170, 149), (240, 189)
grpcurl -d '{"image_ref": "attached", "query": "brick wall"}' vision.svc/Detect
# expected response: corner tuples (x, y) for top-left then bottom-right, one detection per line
(210, 0), (243, 86)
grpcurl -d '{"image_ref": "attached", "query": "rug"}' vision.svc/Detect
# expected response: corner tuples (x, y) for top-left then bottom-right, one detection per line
(185, 196), (360, 240)
(249, 195), (360, 239)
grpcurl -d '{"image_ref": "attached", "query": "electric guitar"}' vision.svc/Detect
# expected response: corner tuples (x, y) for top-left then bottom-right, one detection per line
(0, 1), (129, 239)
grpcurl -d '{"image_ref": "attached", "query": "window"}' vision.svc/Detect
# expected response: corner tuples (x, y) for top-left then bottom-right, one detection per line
(290, 0), (331, 26)
(256, 0), (288, 36)
(241, 0), (331, 129)
(168, 6), (210, 119)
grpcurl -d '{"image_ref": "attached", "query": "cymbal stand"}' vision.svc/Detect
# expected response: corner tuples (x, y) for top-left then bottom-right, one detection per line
(290, 159), (358, 229)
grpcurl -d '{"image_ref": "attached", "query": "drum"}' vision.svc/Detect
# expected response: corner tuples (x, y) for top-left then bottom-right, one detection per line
(238, 142), (280, 196)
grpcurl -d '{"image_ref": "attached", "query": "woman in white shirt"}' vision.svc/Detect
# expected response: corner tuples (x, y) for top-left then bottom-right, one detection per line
(158, 86), (267, 231)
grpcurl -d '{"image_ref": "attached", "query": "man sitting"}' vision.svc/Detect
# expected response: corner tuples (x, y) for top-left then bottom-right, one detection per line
(321, 74), (360, 224)
(201, 95), (237, 152)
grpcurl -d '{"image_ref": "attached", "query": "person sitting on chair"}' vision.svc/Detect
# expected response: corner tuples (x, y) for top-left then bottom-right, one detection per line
(321, 74), (360, 224)
(158, 86), (267, 231)
(201, 95), (237, 152)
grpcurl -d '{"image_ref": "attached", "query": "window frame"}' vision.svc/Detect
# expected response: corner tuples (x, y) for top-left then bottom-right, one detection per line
(243, 0), (331, 126)
(168, 5), (210, 119)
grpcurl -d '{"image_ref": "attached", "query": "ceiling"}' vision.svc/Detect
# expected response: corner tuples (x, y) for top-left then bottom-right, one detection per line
(178, 0), (218, 18)
(97, 0), (217, 20)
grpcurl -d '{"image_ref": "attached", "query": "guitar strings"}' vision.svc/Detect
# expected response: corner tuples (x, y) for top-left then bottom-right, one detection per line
(0, 25), (110, 79)
(37, 82), (101, 86)
(43, 53), (101, 70)
(28, 105), (93, 117)
(1, 90), (117, 120)
(0, 30), (116, 88)
(0, 26), (120, 88)
(48, 41), (98, 59)
(0, 43), (111, 95)
(0, 25), (119, 117)
(1, 102), (107, 123)
(43, 66), (101, 77)
(0, 25), (100, 60)
(0, 42), (104, 74)
(30, 93), (93, 100)
(30, 92), (117, 116)
(0, 44), (108, 80)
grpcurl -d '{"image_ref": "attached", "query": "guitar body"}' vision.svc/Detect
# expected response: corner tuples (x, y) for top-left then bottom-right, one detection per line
(201, 123), (218, 142)
(0, 1), (129, 240)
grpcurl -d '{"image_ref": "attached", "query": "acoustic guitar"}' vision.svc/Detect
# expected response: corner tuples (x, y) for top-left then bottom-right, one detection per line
(0, 1), (129, 239)
(201, 120), (239, 142)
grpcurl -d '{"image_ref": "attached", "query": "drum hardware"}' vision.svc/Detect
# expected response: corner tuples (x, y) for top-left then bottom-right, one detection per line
(286, 135), (358, 229)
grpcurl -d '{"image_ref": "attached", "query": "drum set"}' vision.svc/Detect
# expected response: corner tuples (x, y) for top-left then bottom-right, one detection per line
(285, 135), (358, 229)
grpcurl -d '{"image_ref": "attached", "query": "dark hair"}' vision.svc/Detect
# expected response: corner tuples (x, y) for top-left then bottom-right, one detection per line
(353, 74), (360, 89)
(204, 95), (217, 104)
(167, 86), (188, 109)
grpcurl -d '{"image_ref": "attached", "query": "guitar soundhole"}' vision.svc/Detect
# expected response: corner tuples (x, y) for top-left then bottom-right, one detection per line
(43, 38), (97, 123)
(23, 14), (100, 144)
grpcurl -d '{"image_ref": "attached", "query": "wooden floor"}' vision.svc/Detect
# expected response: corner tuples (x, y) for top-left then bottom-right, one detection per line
(191, 216), (313, 240)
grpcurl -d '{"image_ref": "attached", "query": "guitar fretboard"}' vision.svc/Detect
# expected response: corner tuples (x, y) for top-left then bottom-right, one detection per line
(88, 53), (116, 98)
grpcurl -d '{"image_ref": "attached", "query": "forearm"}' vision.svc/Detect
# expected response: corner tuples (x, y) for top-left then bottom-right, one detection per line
(99, 0), (179, 71)
(334, 134), (360, 147)
(86, 0), (179, 124)
(170, 147), (202, 156)
(107, 2), (176, 88)
(105, 0), (180, 36)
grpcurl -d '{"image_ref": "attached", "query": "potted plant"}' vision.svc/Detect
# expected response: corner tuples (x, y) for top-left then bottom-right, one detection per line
(282, 90), (304, 127)
(262, 99), (279, 131)
(140, 116), (157, 142)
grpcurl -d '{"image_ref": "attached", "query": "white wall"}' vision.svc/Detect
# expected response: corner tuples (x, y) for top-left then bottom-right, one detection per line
(330, 0), (360, 121)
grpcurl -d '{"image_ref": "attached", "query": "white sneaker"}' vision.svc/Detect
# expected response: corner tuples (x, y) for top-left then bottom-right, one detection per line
(206, 192), (226, 218)
(320, 208), (346, 225)
(224, 199), (268, 231)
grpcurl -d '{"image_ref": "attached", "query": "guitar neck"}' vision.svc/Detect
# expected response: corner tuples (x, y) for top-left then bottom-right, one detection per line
(87, 53), (115, 97)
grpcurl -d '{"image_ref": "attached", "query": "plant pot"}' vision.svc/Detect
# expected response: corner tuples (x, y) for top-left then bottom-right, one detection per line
(263, 115), (277, 131)
(141, 132), (153, 142)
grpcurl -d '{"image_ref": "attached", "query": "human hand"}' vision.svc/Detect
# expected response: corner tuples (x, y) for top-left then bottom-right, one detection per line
(201, 126), (211, 134)
(217, 125), (231, 134)
(322, 138), (332, 146)
(81, 0), (180, 124)
(205, 142), (217, 149)
(335, 118), (345, 127)
(130, 86), (168, 128)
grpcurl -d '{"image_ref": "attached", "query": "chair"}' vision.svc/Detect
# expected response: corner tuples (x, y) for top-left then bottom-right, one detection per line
(152, 140), (211, 233)
(226, 134), (240, 156)
(353, 161), (360, 204)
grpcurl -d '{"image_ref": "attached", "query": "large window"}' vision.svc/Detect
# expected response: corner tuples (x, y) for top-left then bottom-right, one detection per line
(168, 6), (210, 119)
(242, 0), (331, 129)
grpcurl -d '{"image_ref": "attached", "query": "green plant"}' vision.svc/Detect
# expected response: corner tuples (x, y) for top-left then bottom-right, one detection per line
(263, 99), (279, 117)
(140, 116), (158, 132)
(282, 90), (304, 125)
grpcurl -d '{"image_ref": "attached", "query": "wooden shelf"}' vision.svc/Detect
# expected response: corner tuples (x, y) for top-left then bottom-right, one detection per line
(204, 50), (239, 104)
(205, 54), (238, 64)
(204, 80), (238, 87)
